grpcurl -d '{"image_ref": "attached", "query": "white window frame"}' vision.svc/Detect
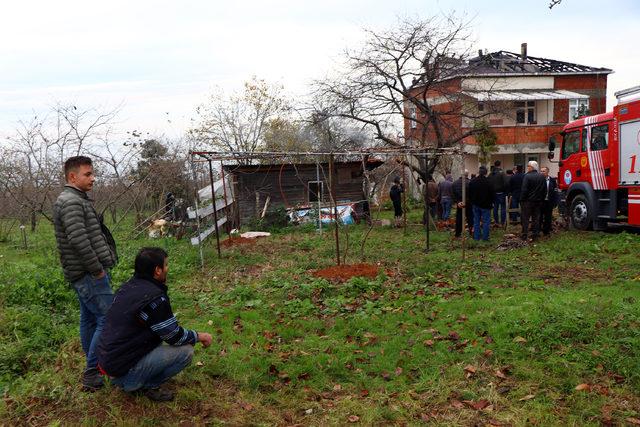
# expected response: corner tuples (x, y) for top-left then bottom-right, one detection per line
(408, 105), (417, 129)
(515, 101), (536, 125)
(569, 99), (589, 121)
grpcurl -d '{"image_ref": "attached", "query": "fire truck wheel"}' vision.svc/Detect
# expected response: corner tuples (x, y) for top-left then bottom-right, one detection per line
(569, 194), (592, 230)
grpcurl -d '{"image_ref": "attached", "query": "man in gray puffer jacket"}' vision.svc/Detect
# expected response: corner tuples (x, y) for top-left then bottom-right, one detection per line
(53, 156), (117, 391)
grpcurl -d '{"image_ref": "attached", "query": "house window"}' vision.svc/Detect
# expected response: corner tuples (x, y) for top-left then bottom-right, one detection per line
(409, 105), (417, 129)
(308, 181), (323, 203)
(515, 101), (536, 125)
(478, 102), (484, 112)
(590, 124), (609, 151)
(569, 99), (589, 121)
(515, 153), (540, 166)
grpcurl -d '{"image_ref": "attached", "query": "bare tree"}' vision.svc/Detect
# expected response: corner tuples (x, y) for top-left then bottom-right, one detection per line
(0, 103), (119, 230)
(549, 0), (563, 9)
(190, 77), (291, 164)
(314, 14), (496, 220)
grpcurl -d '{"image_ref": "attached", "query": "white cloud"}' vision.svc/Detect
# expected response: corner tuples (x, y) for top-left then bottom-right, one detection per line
(1, 0), (638, 139)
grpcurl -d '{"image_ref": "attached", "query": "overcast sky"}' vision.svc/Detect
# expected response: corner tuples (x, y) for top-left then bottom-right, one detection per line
(1, 0), (638, 141)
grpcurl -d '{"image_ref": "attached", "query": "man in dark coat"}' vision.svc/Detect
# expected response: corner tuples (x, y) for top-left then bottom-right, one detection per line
(520, 161), (547, 241)
(438, 173), (454, 220)
(389, 176), (404, 227)
(469, 166), (495, 241)
(539, 166), (558, 236)
(452, 170), (473, 237)
(98, 248), (212, 401)
(488, 160), (508, 226)
(509, 165), (525, 223)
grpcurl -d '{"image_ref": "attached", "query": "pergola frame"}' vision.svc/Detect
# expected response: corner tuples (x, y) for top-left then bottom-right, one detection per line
(189, 147), (468, 267)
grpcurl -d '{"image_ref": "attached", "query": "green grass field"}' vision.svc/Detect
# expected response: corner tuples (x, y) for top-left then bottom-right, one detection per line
(1, 210), (640, 426)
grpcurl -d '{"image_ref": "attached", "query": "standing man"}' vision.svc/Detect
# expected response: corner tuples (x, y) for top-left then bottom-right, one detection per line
(98, 248), (213, 402)
(452, 170), (473, 238)
(438, 172), (454, 221)
(389, 176), (404, 227)
(520, 160), (546, 241)
(469, 166), (495, 241)
(539, 166), (558, 236)
(488, 160), (508, 226)
(426, 175), (439, 223)
(509, 165), (525, 223)
(53, 156), (118, 391)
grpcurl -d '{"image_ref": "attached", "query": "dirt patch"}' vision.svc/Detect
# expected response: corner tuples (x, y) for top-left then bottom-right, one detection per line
(221, 236), (257, 247)
(312, 263), (380, 282)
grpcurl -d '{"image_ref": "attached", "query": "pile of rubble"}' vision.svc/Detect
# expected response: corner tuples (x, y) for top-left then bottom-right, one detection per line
(496, 233), (528, 251)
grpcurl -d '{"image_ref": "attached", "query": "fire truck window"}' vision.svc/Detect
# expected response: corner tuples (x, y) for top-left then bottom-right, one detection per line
(581, 129), (587, 151)
(590, 124), (609, 151)
(561, 130), (580, 159)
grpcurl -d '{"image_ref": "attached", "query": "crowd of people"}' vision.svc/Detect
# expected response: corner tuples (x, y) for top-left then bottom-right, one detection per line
(392, 159), (559, 242)
(453, 160), (559, 242)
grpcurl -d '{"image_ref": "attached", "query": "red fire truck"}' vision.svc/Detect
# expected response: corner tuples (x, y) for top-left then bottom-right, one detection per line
(549, 85), (640, 230)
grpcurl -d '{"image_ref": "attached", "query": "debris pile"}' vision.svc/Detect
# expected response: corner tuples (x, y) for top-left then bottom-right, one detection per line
(496, 234), (528, 251)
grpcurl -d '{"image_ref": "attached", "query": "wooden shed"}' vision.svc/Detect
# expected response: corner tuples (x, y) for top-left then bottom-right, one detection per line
(223, 159), (383, 225)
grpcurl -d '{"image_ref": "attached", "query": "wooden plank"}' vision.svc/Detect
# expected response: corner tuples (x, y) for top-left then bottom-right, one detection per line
(190, 216), (227, 245)
(187, 198), (234, 219)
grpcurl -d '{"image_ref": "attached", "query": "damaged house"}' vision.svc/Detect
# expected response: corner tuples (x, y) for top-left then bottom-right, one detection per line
(223, 159), (384, 226)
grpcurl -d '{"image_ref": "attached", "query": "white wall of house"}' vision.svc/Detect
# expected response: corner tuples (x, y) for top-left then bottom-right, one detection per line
(462, 76), (555, 91)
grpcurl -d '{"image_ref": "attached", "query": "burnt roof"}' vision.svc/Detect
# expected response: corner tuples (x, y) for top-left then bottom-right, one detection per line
(461, 50), (612, 76)
(224, 159), (384, 173)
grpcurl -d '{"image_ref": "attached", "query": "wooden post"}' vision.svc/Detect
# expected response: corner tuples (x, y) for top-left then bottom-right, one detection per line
(316, 161), (322, 234)
(402, 156), (408, 234)
(329, 154), (340, 266)
(208, 159), (222, 259)
(190, 155), (204, 269)
(20, 224), (27, 249)
(461, 166), (467, 262)
(220, 161), (231, 234)
(424, 152), (430, 253)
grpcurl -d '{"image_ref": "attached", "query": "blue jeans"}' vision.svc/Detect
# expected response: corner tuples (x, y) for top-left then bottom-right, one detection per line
(473, 205), (491, 241)
(510, 195), (520, 221)
(441, 198), (452, 220)
(111, 345), (194, 392)
(493, 192), (506, 225)
(71, 273), (114, 369)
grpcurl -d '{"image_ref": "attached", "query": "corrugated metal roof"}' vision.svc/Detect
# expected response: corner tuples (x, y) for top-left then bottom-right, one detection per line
(462, 89), (589, 102)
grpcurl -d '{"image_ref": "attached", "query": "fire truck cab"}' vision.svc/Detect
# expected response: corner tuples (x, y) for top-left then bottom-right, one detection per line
(550, 85), (640, 230)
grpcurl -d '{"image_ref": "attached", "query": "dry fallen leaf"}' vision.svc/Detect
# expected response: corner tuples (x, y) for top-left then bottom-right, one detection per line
(195, 361), (204, 367)
(575, 383), (591, 392)
(450, 399), (465, 409)
(463, 365), (477, 378)
(333, 384), (342, 391)
(424, 339), (434, 347)
(495, 370), (507, 380)
(348, 415), (360, 423)
(626, 418), (640, 426)
(463, 399), (491, 410)
(519, 394), (535, 401)
(513, 336), (527, 344)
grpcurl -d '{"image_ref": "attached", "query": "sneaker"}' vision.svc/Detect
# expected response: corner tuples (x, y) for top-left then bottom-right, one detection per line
(82, 367), (104, 392)
(142, 387), (175, 402)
